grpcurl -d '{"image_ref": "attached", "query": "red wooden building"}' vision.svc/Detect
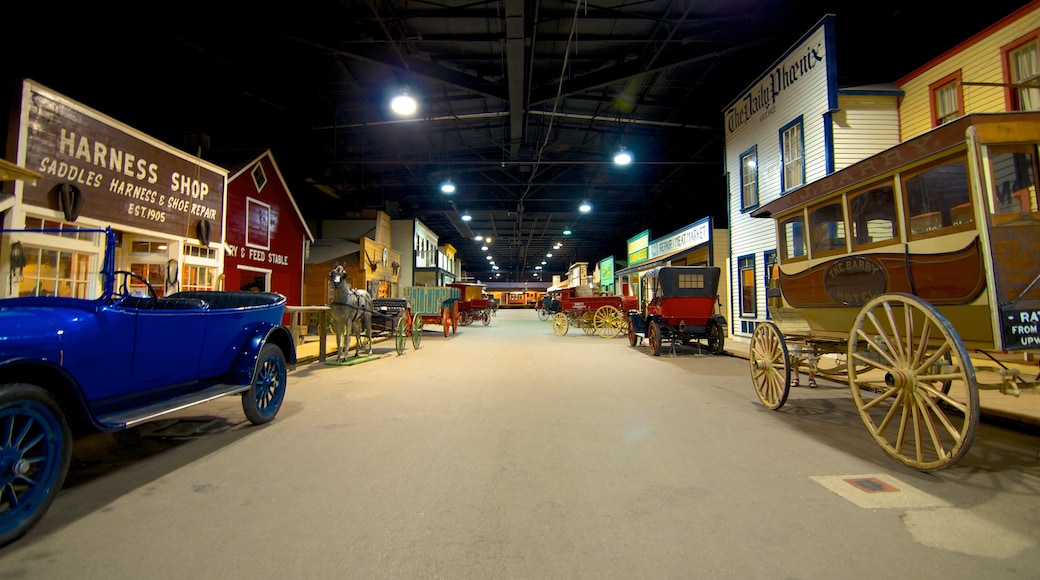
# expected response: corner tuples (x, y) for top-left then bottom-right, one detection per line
(222, 150), (312, 307)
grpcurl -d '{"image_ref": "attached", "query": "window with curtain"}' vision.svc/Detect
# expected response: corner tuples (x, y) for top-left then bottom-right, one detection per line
(740, 148), (758, 209)
(1009, 39), (1039, 111)
(781, 121), (804, 191)
(739, 255), (756, 317)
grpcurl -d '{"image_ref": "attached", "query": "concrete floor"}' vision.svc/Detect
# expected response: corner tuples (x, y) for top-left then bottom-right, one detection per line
(2, 309), (1039, 579)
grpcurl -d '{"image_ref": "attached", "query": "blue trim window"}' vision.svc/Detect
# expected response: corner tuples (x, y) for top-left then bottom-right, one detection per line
(763, 250), (776, 320)
(738, 254), (756, 318)
(780, 117), (805, 192)
(740, 147), (759, 210)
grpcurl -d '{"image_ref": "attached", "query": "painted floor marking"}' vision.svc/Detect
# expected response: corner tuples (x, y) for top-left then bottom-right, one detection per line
(811, 474), (951, 509)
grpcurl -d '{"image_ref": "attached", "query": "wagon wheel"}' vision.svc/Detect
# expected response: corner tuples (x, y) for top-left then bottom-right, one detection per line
(580, 311), (597, 335)
(551, 312), (569, 336)
(749, 322), (790, 410)
(648, 321), (663, 356)
(411, 312), (423, 349)
(706, 321), (725, 355)
(441, 309), (451, 337)
(848, 293), (979, 471)
(451, 302), (459, 334)
(393, 316), (407, 355)
(537, 308), (550, 321)
(593, 305), (623, 338)
(482, 309), (491, 326)
(353, 319), (372, 352)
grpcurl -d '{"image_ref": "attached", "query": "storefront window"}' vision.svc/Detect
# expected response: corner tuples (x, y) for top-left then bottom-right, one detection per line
(182, 264), (217, 292)
(18, 245), (92, 298)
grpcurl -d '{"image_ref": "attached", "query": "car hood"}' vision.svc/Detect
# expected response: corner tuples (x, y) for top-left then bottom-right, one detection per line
(0, 306), (67, 360)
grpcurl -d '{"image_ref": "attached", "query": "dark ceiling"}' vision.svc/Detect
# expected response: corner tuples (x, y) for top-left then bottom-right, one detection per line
(2, 0), (1028, 282)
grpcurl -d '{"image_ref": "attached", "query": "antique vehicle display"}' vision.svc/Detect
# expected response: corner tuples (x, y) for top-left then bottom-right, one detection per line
(404, 286), (460, 337)
(0, 226), (295, 546)
(627, 266), (727, 356)
(369, 298), (423, 354)
(548, 287), (637, 338)
(449, 281), (493, 326)
(747, 111), (1040, 471)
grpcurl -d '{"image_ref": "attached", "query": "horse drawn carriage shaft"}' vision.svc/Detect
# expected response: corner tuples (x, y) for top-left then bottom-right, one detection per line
(328, 265), (421, 359)
(748, 111), (1040, 471)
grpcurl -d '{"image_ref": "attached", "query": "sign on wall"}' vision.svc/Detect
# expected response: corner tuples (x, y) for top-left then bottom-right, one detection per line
(17, 81), (226, 239)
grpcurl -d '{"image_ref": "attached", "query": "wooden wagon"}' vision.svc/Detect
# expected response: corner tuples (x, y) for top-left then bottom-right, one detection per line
(404, 286), (460, 337)
(449, 281), (493, 326)
(748, 111), (1040, 471)
(547, 286), (638, 338)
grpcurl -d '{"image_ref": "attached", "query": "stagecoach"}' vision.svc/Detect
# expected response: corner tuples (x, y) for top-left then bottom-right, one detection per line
(748, 111), (1040, 471)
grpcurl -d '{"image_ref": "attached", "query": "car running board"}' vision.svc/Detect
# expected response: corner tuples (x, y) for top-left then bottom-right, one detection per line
(97, 383), (250, 430)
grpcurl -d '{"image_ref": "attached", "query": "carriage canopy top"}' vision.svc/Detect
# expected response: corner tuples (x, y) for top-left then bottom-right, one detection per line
(643, 266), (721, 298)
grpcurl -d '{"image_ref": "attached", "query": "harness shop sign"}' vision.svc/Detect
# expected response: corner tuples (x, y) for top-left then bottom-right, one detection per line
(16, 81), (225, 239)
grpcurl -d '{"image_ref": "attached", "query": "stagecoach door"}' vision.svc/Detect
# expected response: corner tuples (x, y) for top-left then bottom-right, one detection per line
(976, 135), (1040, 351)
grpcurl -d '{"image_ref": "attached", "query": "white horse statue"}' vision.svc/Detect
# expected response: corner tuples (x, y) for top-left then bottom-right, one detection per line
(328, 264), (373, 361)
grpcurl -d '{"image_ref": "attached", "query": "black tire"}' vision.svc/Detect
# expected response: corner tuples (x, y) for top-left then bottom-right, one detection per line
(242, 344), (287, 425)
(707, 322), (725, 355)
(0, 384), (73, 547)
(648, 321), (662, 356)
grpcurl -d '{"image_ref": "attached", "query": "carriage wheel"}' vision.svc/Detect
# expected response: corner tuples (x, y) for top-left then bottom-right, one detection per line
(482, 309), (491, 326)
(551, 312), (569, 336)
(537, 308), (549, 321)
(593, 305), (623, 338)
(441, 309), (451, 337)
(580, 311), (597, 335)
(459, 311), (471, 326)
(749, 322), (790, 410)
(452, 303), (459, 334)
(648, 321), (662, 356)
(394, 316), (407, 355)
(848, 293), (979, 471)
(411, 313), (423, 349)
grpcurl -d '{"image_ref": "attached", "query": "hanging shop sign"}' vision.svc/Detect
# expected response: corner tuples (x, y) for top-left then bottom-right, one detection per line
(648, 217), (711, 260)
(17, 81), (226, 239)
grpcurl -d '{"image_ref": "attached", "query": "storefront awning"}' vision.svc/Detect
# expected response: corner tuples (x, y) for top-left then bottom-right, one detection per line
(306, 239), (361, 264)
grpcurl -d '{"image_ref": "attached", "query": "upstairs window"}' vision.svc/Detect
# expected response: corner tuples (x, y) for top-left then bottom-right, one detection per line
(740, 147), (759, 210)
(780, 119), (804, 192)
(930, 71), (963, 126)
(1007, 37), (1040, 111)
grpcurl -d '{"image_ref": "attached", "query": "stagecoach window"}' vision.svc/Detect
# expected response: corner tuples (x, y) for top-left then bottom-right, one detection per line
(988, 145), (1038, 219)
(779, 216), (806, 261)
(904, 156), (972, 237)
(849, 183), (898, 248)
(809, 202), (847, 256)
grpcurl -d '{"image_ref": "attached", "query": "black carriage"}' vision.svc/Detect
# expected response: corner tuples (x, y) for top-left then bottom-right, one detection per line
(627, 266), (727, 356)
(365, 298), (423, 354)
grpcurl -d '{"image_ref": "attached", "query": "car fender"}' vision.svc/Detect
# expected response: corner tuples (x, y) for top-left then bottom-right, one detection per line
(225, 323), (297, 386)
(0, 357), (100, 434)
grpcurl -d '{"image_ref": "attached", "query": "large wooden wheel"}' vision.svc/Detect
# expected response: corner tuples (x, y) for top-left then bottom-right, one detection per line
(749, 322), (790, 409)
(441, 309), (450, 337)
(551, 312), (569, 336)
(848, 293), (979, 471)
(593, 305), (624, 338)
(648, 321), (662, 356)
(411, 313), (423, 349)
(580, 311), (597, 335)
(394, 316), (407, 355)
(627, 317), (638, 346)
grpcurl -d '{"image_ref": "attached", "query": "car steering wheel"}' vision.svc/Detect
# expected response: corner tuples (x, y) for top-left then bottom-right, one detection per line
(113, 270), (159, 303)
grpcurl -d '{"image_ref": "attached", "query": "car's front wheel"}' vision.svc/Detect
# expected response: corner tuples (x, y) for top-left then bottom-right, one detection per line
(0, 384), (73, 547)
(242, 344), (287, 425)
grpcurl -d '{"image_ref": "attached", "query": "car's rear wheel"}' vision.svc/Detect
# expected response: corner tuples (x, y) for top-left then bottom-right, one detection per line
(242, 344), (287, 425)
(0, 384), (72, 547)
(648, 321), (662, 356)
(707, 322), (725, 355)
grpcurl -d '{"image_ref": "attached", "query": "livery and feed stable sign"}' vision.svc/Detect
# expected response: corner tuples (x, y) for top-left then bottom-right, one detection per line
(16, 81), (226, 239)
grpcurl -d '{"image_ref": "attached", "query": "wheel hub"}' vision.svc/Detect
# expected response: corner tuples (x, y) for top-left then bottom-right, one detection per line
(884, 369), (916, 392)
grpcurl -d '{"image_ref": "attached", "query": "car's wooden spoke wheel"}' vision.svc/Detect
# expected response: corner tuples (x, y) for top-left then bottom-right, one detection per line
(848, 293), (978, 471)
(551, 313), (569, 336)
(749, 322), (790, 410)
(593, 305), (623, 338)
(648, 321), (662, 356)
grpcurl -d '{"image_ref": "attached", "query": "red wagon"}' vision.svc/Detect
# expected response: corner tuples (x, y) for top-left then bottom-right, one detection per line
(547, 287), (637, 338)
(449, 281), (493, 326)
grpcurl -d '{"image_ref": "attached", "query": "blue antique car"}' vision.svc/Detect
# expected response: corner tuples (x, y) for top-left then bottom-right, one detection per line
(0, 227), (296, 546)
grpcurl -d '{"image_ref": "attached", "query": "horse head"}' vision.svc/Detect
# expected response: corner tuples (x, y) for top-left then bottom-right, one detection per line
(328, 264), (348, 289)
